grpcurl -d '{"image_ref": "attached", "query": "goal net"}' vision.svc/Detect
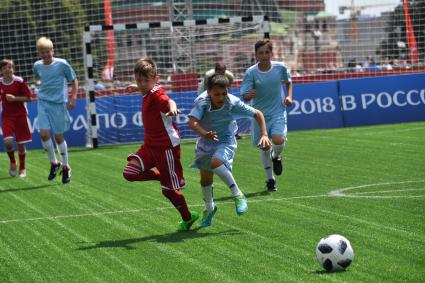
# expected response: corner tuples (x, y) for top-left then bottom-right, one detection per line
(84, 16), (268, 147)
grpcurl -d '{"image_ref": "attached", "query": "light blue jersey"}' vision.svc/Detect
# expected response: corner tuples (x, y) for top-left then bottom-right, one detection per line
(33, 58), (77, 103)
(189, 92), (256, 171)
(240, 61), (291, 117)
(241, 61), (291, 145)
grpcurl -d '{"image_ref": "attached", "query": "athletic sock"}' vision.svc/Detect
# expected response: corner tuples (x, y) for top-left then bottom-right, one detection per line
(162, 189), (191, 221)
(272, 143), (285, 159)
(7, 150), (16, 164)
(57, 141), (69, 167)
(18, 149), (26, 170)
(260, 149), (274, 180)
(41, 139), (57, 164)
(212, 164), (242, 197)
(201, 185), (215, 212)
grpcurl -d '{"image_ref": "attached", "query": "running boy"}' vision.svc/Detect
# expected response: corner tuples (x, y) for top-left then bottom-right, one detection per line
(123, 57), (198, 232)
(189, 74), (270, 227)
(240, 39), (293, 192)
(0, 59), (33, 177)
(33, 37), (78, 184)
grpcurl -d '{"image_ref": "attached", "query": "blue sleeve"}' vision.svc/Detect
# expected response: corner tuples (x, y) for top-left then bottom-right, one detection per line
(62, 60), (77, 82)
(229, 95), (256, 119)
(240, 69), (254, 96)
(281, 65), (291, 83)
(188, 97), (206, 121)
(33, 64), (39, 79)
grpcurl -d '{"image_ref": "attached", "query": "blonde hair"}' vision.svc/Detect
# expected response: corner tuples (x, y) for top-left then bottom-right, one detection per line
(36, 37), (54, 51)
(134, 57), (157, 78)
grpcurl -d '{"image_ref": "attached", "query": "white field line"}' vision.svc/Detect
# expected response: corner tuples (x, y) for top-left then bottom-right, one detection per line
(1, 180), (424, 225)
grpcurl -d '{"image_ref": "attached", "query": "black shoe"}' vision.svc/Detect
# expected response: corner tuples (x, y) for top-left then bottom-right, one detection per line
(266, 179), (277, 192)
(61, 166), (71, 184)
(235, 133), (242, 140)
(272, 156), (283, 176)
(48, 162), (62, 181)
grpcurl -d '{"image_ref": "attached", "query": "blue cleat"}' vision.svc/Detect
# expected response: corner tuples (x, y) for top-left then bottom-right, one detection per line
(200, 206), (218, 227)
(234, 195), (248, 215)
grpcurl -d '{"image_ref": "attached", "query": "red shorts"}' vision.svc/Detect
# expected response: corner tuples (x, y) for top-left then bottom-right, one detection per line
(129, 144), (185, 190)
(2, 115), (32, 144)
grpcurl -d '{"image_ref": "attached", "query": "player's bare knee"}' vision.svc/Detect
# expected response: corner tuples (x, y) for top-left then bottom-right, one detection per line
(271, 135), (285, 145)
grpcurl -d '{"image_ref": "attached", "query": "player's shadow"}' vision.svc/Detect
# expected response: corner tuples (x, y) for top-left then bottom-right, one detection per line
(0, 184), (56, 193)
(214, 190), (270, 202)
(77, 228), (240, 250)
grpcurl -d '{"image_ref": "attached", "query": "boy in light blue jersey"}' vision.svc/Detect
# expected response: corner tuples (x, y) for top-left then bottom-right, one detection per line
(240, 39), (293, 192)
(33, 37), (78, 184)
(189, 74), (270, 227)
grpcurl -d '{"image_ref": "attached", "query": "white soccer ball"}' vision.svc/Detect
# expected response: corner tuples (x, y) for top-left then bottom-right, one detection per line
(316, 234), (354, 272)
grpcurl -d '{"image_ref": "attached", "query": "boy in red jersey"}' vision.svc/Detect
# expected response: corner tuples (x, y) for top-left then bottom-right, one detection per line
(124, 57), (199, 232)
(0, 59), (33, 177)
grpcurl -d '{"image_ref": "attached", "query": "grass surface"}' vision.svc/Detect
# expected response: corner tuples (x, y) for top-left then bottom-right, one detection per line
(0, 122), (424, 282)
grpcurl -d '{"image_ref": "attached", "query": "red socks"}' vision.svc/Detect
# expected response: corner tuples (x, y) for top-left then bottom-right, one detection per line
(162, 189), (191, 221)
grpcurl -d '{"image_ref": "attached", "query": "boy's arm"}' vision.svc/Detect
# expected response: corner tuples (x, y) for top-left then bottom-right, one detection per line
(126, 83), (139, 93)
(188, 116), (218, 141)
(67, 79), (78, 109)
(253, 109), (271, 149)
(5, 94), (32, 102)
(284, 81), (293, 106)
(165, 98), (181, 116)
(241, 71), (255, 102)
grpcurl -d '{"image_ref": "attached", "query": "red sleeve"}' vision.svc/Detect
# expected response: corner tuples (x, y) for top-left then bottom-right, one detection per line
(153, 88), (170, 113)
(20, 81), (32, 98)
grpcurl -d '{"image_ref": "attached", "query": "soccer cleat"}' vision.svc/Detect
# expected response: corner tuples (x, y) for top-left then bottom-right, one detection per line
(266, 178), (277, 192)
(200, 206), (218, 227)
(177, 211), (199, 232)
(234, 195), (248, 215)
(272, 156), (283, 175)
(9, 163), (17, 177)
(48, 162), (62, 181)
(61, 166), (71, 184)
(18, 169), (27, 178)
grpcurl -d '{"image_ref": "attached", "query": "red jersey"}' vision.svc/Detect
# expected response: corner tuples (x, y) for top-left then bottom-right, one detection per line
(142, 85), (180, 148)
(0, 75), (32, 117)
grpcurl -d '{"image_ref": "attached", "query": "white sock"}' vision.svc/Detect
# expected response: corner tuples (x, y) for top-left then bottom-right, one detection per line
(212, 164), (242, 197)
(201, 185), (215, 212)
(42, 139), (57, 164)
(272, 143), (285, 159)
(57, 141), (69, 167)
(260, 149), (274, 180)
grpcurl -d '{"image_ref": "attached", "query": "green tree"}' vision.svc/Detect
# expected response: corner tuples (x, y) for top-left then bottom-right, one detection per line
(0, 0), (103, 82)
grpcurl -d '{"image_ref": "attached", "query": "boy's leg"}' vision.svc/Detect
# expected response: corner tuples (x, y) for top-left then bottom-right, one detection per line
(270, 135), (285, 176)
(40, 130), (62, 180)
(55, 134), (71, 184)
(17, 143), (27, 177)
(155, 146), (198, 231)
(270, 112), (287, 176)
(4, 138), (17, 177)
(123, 150), (161, 182)
(211, 158), (247, 215)
(14, 115), (32, 177)
(199, 169), (218, 227)
(200, 169), (215, 212)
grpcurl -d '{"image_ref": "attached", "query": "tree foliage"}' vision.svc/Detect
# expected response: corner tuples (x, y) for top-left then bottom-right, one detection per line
(0, 0), (103, 82)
